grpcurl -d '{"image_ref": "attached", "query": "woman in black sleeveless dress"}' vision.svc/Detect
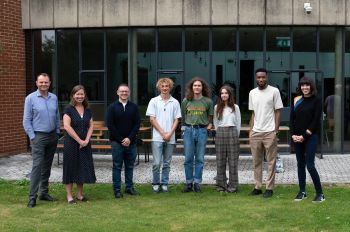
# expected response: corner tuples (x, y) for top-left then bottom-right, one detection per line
(63, 85), (96, 204)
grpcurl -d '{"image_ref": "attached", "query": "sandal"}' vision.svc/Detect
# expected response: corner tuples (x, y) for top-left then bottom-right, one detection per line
(76, 196), (88, 202)
(68, 199), (76, 204)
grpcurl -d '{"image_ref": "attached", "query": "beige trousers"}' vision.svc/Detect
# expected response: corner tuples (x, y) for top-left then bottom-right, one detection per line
(249, 131), (278, 190)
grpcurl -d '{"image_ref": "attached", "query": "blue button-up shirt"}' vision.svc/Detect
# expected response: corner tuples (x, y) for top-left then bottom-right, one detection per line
(23, 90), (60, 140)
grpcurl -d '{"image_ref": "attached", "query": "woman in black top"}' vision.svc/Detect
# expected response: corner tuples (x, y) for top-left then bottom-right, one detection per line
(63, 85), (96, 204)
(290, 77), (325, 203)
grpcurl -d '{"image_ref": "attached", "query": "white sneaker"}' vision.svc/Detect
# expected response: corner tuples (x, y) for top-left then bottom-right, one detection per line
(152, 184), (160, 193)
(161, 185), (168, 192)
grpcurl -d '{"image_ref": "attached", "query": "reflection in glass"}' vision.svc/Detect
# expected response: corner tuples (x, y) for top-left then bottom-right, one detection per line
(185, 28), (209, 83)
(343, 30), (350, 152)
(158, 28), (184, 101)
(292, 27), (317, 70)
(137, 29), (156, 118)
(158, 28), (183, 70)
(212, 28), (237, 103)
(266, 27), (290, 70)
(81, 30), (104, 70)
(320, 28), (339, 153)
(266, 28), (290, 107)
(57, 30), (79, 113)
(81, 72), (104, 101)
(238, 28), (263, 118)
(106, 30), (128, 105)
(33, 30), (56, 92)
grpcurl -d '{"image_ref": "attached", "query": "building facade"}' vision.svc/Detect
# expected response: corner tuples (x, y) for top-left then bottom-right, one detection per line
(1, 0), (350, 155)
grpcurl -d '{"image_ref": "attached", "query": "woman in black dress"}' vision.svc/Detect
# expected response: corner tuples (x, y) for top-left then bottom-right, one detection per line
(63, 85), (96, 204)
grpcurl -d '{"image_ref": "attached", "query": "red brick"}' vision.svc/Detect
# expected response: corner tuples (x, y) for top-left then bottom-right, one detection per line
(0, 0), (27, 155)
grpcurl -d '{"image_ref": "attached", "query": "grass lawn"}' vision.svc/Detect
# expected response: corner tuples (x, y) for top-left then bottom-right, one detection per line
(0, 179), (349, 232)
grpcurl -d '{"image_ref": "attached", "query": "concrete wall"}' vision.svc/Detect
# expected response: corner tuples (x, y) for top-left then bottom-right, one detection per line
(22, 0), (350, 29)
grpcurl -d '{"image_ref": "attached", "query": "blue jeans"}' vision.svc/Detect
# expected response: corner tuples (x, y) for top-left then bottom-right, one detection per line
(294, 134), (323, 194)
(111, 142), (137, 192)
(183, 127), (207, 184)
(152, 141), (174, 185)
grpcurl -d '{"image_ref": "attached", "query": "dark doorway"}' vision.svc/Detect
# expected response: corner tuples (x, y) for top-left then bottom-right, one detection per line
(239, 60), (255, 113)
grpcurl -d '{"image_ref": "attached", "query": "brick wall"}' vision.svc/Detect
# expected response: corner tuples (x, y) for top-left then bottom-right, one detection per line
(0, 0), (27, 156)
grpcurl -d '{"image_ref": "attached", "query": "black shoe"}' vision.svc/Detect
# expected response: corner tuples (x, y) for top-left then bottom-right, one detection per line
(194, 183), (201, 193)
(125, 188), (140, 196)
(294, 192), (307, 201)
(114, 191), (123, 199)
(249, 188), (263, 196)
(312, 194), (325, 203)
(182, 183), (193, 193)
(263, 189), (273, 198)
(27, 198), (36, 208)
(39, 194), (55, 201)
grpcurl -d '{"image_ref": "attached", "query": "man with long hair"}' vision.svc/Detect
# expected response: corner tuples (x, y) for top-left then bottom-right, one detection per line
(181, 77), (213, 193)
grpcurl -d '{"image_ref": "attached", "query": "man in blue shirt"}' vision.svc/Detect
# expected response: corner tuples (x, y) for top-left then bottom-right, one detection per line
(106, 84), (141, 199)
(23, 73), (60, 208)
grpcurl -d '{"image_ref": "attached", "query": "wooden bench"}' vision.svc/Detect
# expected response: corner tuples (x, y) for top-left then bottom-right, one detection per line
(56, 138), (148, 166)
(175, 126), (290, 153)
(91, 121), (106, 139)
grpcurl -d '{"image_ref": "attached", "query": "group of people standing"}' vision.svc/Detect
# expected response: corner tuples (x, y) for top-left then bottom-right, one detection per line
(22, 68), (325, 208)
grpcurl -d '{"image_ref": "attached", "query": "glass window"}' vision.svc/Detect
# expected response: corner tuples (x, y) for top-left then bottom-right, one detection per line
(81, 30), (104, 70)
(266, 27), (290, 107)
(185, 28), (209, 83)
(266, 27), (290, 69)
(136, 29), (156, 118)
(57, 30), (79, 111)
(81, 72), (104, 101)
(158, 28), (184, 103)
(320, 28), (340, 153)
(238, 28), (263, 118)
(81, 72), (104, 120)
(292, 27), (317, 70)
(343, 30), (350, 152)
(212, 28), (237, 102)
(106, 29), (128, 105)
(158, 28), (183, 70)
(33, 30), (56, 92)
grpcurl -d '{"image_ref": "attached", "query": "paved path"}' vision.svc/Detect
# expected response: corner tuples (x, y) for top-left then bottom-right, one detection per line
(1, 153), (349, 185)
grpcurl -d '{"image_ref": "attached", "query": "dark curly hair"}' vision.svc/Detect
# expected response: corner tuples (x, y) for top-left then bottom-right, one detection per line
(185, 77), (211, 101)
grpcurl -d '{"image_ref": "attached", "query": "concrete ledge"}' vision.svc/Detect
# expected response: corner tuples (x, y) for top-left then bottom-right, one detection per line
(104, 0), (129, 26)
(129, 0), (156, 26)
(78, 0), (103, 27)
(54, 0), (78, 28)
(30, 0), (54, 28)
(156, 0), (183, 26)
(184, 0), (210, 25)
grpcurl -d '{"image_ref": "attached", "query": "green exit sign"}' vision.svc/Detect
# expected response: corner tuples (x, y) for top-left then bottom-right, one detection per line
(276, 37), (290, 48)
